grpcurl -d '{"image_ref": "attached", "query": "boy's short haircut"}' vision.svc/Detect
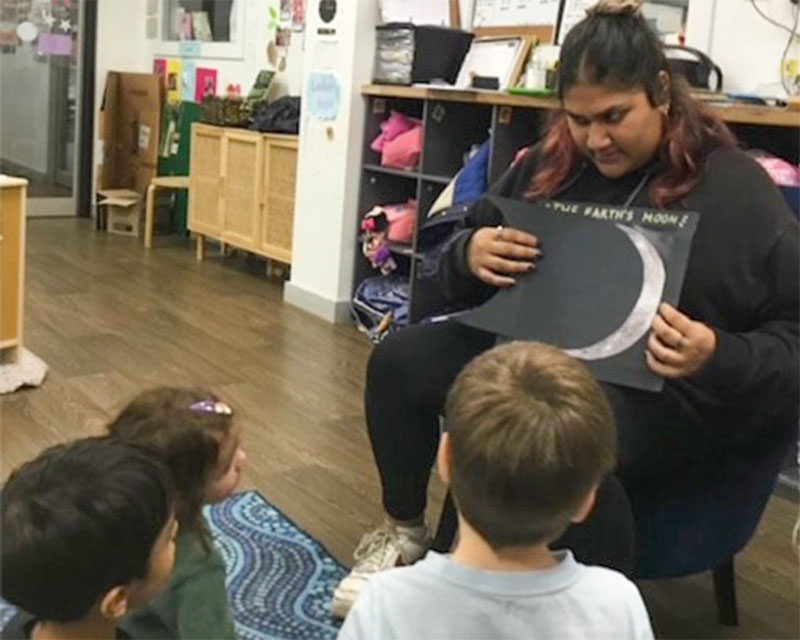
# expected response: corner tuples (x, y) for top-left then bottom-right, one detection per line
(1, 437), (173, 622)
(445, 341), (616, 549)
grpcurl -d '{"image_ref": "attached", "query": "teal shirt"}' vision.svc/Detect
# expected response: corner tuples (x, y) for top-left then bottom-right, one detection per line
(121, 529), (237, 639)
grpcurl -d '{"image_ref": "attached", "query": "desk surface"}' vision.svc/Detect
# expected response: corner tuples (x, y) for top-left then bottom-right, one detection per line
(362, 85), (800, 129)
(0, 175), (29, 189)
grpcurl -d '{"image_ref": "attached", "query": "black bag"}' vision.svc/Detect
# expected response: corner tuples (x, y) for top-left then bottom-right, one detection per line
(250, 96), (301, 134)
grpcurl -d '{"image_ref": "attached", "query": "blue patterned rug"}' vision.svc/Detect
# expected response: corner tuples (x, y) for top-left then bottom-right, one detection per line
(1, 491), (347, 640)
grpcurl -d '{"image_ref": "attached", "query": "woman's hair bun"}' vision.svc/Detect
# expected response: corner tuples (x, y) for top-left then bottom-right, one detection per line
(587, 0), (645, 16)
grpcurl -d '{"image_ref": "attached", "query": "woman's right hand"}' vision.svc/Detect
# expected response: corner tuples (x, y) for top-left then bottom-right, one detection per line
(467, 226), (541, 287)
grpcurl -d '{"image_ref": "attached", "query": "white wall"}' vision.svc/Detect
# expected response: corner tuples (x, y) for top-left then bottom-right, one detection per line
(0, 44), (53, 173)
(687, 0), (798, 97)
(284, 0), (379, 322)
(93, 0), (304, 193)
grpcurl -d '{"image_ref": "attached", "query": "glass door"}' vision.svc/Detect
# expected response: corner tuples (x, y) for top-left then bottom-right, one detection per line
(0, 0), (81, 215)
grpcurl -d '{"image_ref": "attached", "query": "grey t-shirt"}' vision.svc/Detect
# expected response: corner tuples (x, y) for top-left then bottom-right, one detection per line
(337, 550), (653, 640)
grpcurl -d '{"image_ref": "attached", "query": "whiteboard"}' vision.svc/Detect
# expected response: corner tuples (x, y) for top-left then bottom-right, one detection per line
(380, 0), (451, 26)
(557, 0), (595, 43)
(455, 37), (526, 89)
(472, 0), (561, 29)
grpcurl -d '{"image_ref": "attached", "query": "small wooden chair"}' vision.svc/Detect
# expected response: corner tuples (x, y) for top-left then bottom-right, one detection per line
(144, 175), (191, 249)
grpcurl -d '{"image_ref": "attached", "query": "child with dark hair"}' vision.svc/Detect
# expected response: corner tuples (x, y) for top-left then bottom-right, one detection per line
(339, 342), (653, 639)
(107, 387), (247, 640)
(1, 437), (178, 640)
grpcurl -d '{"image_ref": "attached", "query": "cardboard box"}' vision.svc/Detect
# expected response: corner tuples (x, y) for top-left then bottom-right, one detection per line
(97, 189), (142, 237)
(98, 72), (162, 198)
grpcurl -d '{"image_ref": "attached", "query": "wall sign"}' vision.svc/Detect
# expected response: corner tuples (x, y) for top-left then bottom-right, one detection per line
(308, 71), (340, 121)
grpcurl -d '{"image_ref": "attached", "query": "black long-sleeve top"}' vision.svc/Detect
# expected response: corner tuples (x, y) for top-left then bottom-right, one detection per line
(438, 146), (799, 443)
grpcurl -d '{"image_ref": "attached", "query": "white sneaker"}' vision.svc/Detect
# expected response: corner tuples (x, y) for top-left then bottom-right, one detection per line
(331, 522), (431, 618)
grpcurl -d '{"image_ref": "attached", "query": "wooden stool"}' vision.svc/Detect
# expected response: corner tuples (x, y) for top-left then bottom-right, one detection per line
(144, 175), (191, 249)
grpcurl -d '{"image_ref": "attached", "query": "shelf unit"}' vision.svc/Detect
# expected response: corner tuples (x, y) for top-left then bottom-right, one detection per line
(354, 85), (799, 325)
(354, 94), (550, 323)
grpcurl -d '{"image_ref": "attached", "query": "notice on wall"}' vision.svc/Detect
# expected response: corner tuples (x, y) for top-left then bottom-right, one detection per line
(557, 0), (595, 43)
(380, 0), (450, 26)
(182, 61), (197, 102)
(472, 0), (561, 29)
(178, 40), (203, 58)
(166, 58), (183, 104)
(153, 58), (167, 92)
(308, 71), (340, 120)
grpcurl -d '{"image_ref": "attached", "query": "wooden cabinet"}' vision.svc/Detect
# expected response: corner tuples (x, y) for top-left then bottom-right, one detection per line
(0, 176), (27, 363)
(261, 137), (297, 264)
(188, 124), (298, 265)
(189, 125), (224, 237)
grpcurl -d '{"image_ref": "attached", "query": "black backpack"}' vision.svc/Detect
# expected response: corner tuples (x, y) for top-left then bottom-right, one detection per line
(250, 96), (301, 134)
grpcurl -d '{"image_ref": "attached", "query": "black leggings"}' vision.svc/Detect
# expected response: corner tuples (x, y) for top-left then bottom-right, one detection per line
(365, 321), (711, 572)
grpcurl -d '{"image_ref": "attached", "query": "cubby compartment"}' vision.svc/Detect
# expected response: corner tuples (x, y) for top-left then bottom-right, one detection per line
(359, 169), (418, 213)
(490, 105), (546, 184)
(363, 97), (424, 168)
(422, 101), (492, 180)
(353, 170), (418, 293)
(418, 179), (449, 223)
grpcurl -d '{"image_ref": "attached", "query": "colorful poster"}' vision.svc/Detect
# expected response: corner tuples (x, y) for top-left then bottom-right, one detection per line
(195, 67), (218, 103)
(182, 60), (197, 102)
(167, 58), (182, 104)
(153, 58), (167, 92)
(38, 32), (72, 56)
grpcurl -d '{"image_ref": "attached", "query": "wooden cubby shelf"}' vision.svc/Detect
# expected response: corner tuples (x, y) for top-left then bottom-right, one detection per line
(353, 85), (799, 326)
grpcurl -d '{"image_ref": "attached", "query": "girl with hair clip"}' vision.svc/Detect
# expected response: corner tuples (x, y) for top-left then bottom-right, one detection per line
(108, 387), (247, 640)
(333, 0), (799, 617)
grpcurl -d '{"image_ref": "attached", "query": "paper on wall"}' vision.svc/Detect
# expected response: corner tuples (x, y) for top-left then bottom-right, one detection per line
(167, 58), (183, 104)
(380, 0), (450, 26)
(195, 67), (218, 103)
(182, 61), (197, 102)
(472, 0), (560, 29)
(153, 58), (167, 92)
(557, 0), (595, 43)
(308, 71), (340, 120)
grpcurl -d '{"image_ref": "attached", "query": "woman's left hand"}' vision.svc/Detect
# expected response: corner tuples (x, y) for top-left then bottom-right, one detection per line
(646, 303), (717, 379)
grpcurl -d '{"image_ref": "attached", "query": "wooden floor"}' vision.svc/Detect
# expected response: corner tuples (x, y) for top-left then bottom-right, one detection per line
(2, 219), (798, 639)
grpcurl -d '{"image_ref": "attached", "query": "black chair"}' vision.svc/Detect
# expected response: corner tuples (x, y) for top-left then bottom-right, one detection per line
(624, 420), (797, 625)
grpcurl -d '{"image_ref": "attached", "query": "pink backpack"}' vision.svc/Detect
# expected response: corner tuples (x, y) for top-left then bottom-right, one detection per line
(381, 126), (424, 171)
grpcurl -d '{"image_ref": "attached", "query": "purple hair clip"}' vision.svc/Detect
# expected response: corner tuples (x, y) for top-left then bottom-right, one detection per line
(189, 400), (233, 416)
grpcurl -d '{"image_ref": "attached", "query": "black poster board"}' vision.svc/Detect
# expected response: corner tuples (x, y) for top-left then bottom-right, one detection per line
(458, 197), (700, 391)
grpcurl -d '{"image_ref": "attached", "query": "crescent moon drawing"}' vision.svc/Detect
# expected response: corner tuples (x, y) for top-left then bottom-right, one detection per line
(565, 225), (665, 361)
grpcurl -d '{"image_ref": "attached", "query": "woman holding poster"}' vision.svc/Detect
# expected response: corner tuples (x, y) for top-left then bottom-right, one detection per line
(333, 0), (799, 617)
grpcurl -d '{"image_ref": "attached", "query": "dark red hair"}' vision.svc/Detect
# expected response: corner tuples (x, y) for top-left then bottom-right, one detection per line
(528, 7), (736, 207)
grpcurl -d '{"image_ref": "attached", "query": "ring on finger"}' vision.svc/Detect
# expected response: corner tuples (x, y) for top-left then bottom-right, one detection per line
(677, 335), (688, 349)
(495, 225), (503, 241)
